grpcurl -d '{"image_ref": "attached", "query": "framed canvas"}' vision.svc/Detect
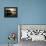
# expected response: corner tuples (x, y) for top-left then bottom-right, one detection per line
(4, 7), (18, 17)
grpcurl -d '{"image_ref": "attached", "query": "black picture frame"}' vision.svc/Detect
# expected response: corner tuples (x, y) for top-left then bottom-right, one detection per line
(4, 7), (18, 17)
